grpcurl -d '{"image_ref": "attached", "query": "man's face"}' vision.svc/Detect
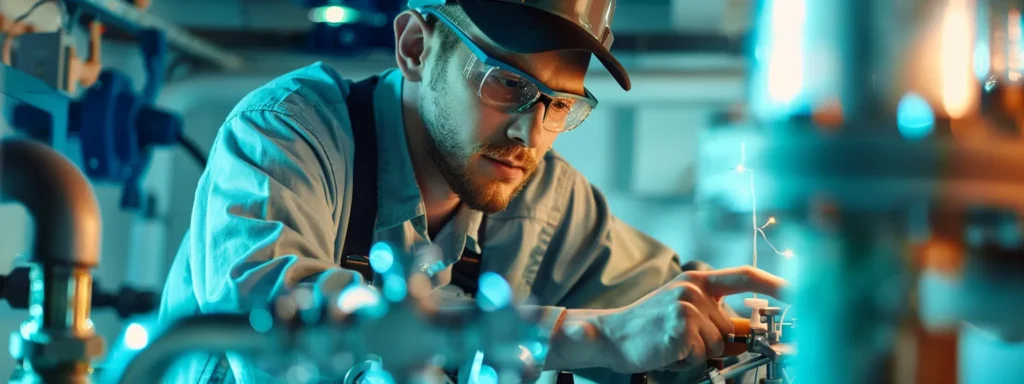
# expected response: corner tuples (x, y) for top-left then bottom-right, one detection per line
(417, 24), (591, 213)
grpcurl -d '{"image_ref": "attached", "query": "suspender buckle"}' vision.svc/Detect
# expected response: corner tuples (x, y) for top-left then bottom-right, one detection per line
(341, 254), (374, 284)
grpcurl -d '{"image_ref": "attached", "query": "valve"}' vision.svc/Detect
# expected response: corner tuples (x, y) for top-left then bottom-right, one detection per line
(68, 28), (183, 213)
(0, 266), (158, 319)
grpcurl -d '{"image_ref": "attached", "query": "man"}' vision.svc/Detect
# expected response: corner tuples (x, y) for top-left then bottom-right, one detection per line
(159, 0), (788, 382)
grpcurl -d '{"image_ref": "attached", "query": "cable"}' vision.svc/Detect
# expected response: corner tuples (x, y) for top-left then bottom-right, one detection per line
(176, 132), (208, 168)
(778, 304), (791, 328)
(14, 0), (69, 32)
(734, 142), (796, 301)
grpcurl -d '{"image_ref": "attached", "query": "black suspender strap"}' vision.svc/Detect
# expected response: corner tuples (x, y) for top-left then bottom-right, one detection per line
(337, 75), (488, 295)
(450, 217), (487, 295)
(340, 76), (380, 283)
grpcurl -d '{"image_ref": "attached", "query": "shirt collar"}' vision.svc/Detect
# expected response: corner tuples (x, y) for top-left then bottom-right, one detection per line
(370, 69), (484, 252)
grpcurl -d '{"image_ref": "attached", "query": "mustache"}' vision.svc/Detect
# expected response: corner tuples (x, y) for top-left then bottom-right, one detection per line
(477, 143), (539, 169)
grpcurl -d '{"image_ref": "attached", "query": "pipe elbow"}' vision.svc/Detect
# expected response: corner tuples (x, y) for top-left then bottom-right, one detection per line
(0, 138), (101, 267)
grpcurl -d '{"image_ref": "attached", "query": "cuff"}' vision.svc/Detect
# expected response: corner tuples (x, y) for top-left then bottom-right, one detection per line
(519, 305), (567, 381)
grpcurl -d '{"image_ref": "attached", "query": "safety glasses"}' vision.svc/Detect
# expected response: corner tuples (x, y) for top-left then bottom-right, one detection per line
(417, 7), (599, 132)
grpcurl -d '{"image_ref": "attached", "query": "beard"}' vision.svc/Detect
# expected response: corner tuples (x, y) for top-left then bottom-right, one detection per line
(419, 61), (539, 213)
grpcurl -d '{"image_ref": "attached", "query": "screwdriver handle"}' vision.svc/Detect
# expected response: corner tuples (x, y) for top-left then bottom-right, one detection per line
(723, 317), (752, 356)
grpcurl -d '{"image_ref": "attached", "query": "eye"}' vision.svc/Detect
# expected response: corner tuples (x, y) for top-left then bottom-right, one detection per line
(549, 98), (577, 111)
(490, 70), (526, 87)
(496, 76), (524, 89)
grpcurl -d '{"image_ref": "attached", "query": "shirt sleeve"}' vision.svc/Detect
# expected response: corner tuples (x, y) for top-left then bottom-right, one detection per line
(548, 168), (683, 310)
(188, 106), (362, 315)
(522, 167), (685, 379)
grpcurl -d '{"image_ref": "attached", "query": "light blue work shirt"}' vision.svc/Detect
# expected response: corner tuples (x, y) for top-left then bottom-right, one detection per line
(158, 63), (692, 383)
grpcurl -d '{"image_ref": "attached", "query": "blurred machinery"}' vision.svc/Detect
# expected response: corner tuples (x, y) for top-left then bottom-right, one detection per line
(0, 266), (157, 320)
(697, 0), (1024, 383)
(690, 299), (795, 384)
(0, 136), (545, 383)
(3, 0), (231, 214)
(99, 259), (546, 383)
(4, 0), (1024, 383)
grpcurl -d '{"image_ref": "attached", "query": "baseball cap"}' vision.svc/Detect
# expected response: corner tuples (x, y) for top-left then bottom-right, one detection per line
(408, 0), (631, 91)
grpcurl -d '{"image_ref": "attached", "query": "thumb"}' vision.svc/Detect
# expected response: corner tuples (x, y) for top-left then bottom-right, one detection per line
(692, 266), (788, 299)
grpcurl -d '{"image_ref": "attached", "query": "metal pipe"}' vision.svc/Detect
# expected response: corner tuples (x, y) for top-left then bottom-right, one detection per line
(690, 355), (773, 384)
(100, 314), (267, 384)
(0, 138), (103, 383)
(765, 360), (777, 380)
(0, 138), (100, 268)
(65, 0), (244, 70)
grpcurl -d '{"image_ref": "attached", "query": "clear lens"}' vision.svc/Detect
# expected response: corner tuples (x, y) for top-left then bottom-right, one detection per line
(479, 67), (539, 109)
(463, 55), (593, 132)
(562, 102), (592, 132)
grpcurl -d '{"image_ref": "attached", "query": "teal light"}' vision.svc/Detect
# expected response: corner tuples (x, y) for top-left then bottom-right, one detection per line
(477, 272), (512, 311)
(896, 93), (935, 140)
(369, 242), (394, 274)
(308, 6), (360, 25)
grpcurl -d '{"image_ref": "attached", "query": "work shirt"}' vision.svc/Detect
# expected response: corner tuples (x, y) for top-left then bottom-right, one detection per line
(158, 64), (690, 383)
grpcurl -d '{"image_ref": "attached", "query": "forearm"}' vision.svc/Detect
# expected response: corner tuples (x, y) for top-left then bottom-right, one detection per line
(546, 308), (617, 371)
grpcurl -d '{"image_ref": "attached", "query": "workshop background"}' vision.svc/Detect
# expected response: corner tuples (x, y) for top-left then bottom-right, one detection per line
(1, 0), (1023, 382)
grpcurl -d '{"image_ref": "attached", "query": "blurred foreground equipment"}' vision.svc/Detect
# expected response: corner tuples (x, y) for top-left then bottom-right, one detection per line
(0, 136), (545, 382)
(698, 1), (1024, 383)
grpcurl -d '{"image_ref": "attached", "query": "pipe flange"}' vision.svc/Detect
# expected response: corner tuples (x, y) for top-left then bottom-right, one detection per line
(10, 331), (105, 369)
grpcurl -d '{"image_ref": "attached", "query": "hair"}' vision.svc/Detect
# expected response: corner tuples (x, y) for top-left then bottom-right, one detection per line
(422, 4), (468, 62)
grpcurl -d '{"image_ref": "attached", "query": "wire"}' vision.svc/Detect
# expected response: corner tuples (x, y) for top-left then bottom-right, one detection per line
(176, 132), (208, 168)
(745, 142), (758, 271)
(14, 0), (69, 32)
(735, 142), (795, 302)
(778, 304), (791, 330)
(783, 367), (795, 384)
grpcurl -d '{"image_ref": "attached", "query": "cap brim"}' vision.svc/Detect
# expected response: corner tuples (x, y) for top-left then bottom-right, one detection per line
(458, 0), (631, 91)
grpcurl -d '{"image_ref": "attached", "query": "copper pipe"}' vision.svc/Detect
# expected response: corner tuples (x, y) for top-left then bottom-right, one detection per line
(0, 13), (38, 66)
(0, 138), (101, 268)
(79, 21), (103, 87)
(0, 138), (102, 381)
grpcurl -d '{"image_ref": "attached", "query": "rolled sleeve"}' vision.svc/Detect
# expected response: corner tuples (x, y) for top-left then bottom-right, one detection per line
(190, 107), (361, 314)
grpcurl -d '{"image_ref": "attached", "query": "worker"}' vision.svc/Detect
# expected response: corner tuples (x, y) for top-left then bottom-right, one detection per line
(158, 0), (788, 382)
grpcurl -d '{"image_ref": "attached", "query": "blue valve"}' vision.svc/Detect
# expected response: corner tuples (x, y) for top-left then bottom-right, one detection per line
(69, 28), (183, 213)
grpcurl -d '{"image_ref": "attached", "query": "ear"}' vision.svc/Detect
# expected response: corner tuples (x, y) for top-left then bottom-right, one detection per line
(394, 10), (433, 83)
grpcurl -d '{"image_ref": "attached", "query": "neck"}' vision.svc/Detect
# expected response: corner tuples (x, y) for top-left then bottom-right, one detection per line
(402, 79), (461, 236)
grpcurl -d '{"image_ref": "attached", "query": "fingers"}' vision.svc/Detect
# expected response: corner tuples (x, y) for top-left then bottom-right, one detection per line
(676, 282), (734, 340)
(691, 266), (789, 299)
(692, 305), (725, 357)
(678, 302), (722, 363)
(680, 312), (708, 366)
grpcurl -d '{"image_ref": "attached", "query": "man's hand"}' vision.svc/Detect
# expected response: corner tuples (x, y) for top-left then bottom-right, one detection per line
(551, 266), (787, 373)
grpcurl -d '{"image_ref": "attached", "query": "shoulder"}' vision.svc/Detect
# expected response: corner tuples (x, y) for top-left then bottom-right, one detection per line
(228, 61), (351, 118)
(215, 63), (365, 172)
(492, 151), (596, 224)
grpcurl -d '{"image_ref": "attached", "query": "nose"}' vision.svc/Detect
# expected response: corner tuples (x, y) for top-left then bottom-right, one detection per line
(505, 103), (546, 148)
